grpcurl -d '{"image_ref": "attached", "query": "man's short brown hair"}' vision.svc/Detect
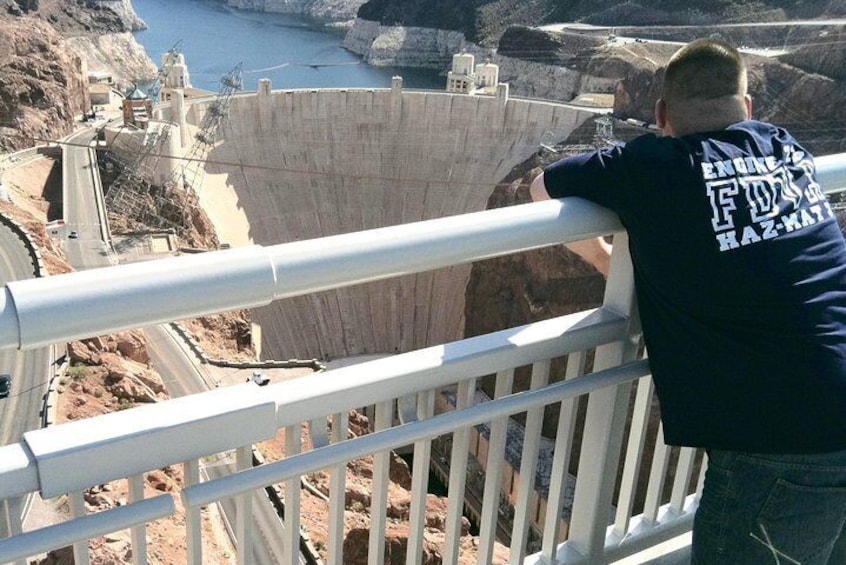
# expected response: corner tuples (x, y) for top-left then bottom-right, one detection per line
(663, 38), (747, 104)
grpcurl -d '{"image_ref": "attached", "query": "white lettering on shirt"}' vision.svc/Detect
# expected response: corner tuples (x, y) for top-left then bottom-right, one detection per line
(704, 145), (833, 252)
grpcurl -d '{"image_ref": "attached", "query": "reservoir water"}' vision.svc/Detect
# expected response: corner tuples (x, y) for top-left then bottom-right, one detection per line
(131, 0), (444, 92)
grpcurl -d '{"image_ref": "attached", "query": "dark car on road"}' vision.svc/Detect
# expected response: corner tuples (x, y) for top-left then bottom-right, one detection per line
(0, 374), (11, 398)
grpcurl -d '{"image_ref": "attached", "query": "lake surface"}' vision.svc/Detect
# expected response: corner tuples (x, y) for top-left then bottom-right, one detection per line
(131, 0), (443, 92)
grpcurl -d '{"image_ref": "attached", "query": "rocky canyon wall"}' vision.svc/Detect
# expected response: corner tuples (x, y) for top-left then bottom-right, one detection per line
(97, 0), (147, 30)
(65, 33), (157, 90)
(0, 16), (90, 151)
(224, 0), (367, 24)
(343, 19), (619, 102)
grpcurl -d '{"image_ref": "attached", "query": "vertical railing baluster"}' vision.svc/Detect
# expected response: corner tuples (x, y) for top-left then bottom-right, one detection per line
(510, 360), (551, 564)
(696, 453), (708, 496)
(283, 426), (301, 565)
(568, 233), (639, 564)
(613, 375), (655, 539)
(368, 400), (393, 565)
(406, 389), (435, 565)
(70, 490), (90, 565)
(444, 377), (476, 565)
(642, 425), (671, 524)
(327, 411), (349, 565)
(670, 447), (697, 514)
(541, 351), (586, 561)
(236, 446), (253, 565)
(128, 473), (148, 565)
(476, 368), (515, 565)
(183, 458), (203, 565)
(4, 495), (26, 565)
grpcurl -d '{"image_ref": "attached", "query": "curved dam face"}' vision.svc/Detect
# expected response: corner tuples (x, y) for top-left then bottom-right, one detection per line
(187, 83), (596, 360)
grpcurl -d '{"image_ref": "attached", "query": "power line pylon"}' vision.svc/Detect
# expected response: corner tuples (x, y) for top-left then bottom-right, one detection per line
(148, 41), (183, 103)
(104, 43), (184, 233)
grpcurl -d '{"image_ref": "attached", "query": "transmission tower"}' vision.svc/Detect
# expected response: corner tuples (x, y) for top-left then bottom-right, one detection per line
(173, 62), (243, 193)
(104, 43), (184, 233)
(539, 116), (618, 157)
(593, 116), (615, 146)
(148, 41), (183, 103)
(105, 126), (184, 233)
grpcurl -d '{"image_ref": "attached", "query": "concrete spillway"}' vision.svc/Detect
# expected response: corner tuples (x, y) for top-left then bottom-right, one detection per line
(184, 81), (597, 360)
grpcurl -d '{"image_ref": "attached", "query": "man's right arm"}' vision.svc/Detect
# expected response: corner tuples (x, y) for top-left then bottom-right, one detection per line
(530, 171), (612, 277)
(529, 173), (551, 201)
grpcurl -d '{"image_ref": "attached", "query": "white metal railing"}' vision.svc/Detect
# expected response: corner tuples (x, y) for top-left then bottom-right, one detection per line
(1, 152), (845, 565)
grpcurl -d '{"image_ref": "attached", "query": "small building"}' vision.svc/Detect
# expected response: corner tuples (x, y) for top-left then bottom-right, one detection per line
(89, 83), (113, 106)
(88, 70), (114, 85)
(446, 53), (476, 94)
(446, 53), (501, 96)
(122, 85), (153, 129)
(474, 61), (499, 95)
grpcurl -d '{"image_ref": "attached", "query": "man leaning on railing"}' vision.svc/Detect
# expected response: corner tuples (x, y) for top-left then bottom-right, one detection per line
(531, 38), (846, 564)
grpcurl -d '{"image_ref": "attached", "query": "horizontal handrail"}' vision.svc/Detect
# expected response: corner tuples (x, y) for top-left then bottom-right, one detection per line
(817, 153), (846, 193)
(11, 307), (626, 500)
(0, 444), (37, 500)
(267, 307), (628, 427)
(0, 495), (175, 563)
(0, 198), (621, 351)
(183, 359), (652, 509)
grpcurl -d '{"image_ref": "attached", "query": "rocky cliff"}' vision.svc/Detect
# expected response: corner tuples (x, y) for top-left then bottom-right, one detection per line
(0, 0), (156, 152)
(225, 0), (367, 26)
(355, 0), (846, 46)
(613, 47), (846, 156)
(0, 15), (89, 151)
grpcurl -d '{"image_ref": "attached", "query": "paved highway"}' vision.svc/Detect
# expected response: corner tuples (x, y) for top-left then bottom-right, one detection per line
(61, 122), (300, 564)
(63, 128), (116, 270)
(0, 168), (55, 538)
(0, 221), (51, 447)
(146, 325), (292, 564)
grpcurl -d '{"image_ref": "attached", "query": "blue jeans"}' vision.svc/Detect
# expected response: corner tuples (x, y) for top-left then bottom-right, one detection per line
(692, 448), (846, 564)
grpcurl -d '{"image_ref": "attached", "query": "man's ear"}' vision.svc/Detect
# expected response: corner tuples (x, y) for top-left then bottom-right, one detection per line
(655, 98), (668, 132)
(744, 94), (752, 119)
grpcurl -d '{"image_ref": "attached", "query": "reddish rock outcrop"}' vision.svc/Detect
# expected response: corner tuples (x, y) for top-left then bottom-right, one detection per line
(0, 14), (88, 152)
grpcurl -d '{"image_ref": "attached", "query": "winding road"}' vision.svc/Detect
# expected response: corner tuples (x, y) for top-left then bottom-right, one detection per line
(60, 121), (298, 563)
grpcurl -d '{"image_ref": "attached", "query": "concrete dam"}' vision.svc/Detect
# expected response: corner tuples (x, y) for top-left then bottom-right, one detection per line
(182, 80), (597, 360)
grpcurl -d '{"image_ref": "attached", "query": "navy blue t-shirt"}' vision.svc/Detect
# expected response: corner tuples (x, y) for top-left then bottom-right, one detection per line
(544, 120), (846, 453)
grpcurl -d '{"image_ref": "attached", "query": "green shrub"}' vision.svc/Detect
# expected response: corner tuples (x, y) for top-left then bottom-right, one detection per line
(68, 364), (88, 380)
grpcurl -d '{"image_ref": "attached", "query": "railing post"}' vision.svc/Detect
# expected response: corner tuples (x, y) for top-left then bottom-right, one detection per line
(541, 351), (587, 562)
(283, 426), (301, 565)
(183, 459), (203, 564)
(236, 445), (254, 565)
(612, 375), (655, 540)
(70, 490), (90, 565)
(128, 473), (148, 565)
(327, 410), (349, 565)
(642, 425), (671, 525)
(567, 233), (639, 564)
(477, 369), (515, 565)
(670, 448), (698, 514)
(406, 389), (436, 565)
(443, 378), (476, 565)
(510, 360), (551, 564)
(3, 496), (26, 565)
(367, 400), (393, 565)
